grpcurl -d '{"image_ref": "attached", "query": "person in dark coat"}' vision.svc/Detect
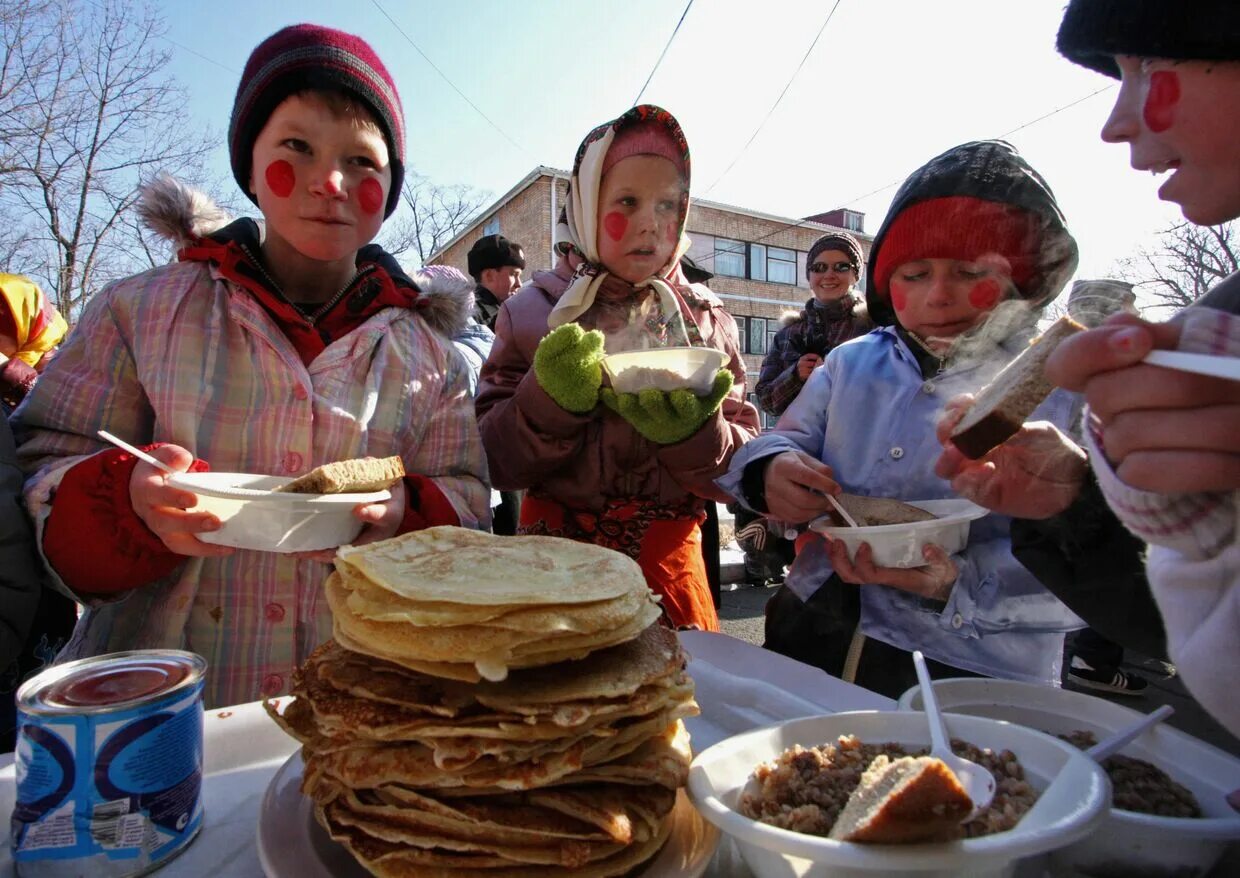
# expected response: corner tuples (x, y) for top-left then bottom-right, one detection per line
(466, 234), (525, 332)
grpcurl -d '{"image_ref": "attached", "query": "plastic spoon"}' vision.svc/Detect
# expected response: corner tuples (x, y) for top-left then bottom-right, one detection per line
(913, 650), (996, 821)
(783, 490), (858, 540)
(1085, 704), (1174, 763)
(97, 430), (178, 476)
(1143, 350), (1240, 382)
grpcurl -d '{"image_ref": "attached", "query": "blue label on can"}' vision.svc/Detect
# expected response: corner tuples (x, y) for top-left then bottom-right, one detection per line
(11, 675), (205, 873)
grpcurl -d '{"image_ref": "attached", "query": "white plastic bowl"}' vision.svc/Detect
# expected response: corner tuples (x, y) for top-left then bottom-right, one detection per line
(688, 710), (1109, 878)
(898, 678), (1240, 877)
(601, 346), (728, 395)
(808, 498), (988, 568)
(167, 471), (390, 553)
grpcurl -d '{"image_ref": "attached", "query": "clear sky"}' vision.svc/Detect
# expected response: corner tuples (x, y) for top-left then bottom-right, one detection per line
(157, 0), (1185, 283)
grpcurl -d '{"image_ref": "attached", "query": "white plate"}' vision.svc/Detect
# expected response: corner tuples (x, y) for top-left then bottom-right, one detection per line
(808, 498), (988, 568)
(256, 752), (719, 878)
(1143, 350), (1240, 382)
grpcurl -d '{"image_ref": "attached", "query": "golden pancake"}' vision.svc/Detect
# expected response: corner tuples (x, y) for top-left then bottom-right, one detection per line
(334, 527), (645, 606)
(319, 800), (674, 878)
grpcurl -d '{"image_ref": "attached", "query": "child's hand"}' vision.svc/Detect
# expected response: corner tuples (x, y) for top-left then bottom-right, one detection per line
(599, 368), (732, 445)
(1046, 313), (1240, 492)
(762, 450), (840, 523)
(827, 539), (958, 600)
(533, 323), (605, 413)
(129, 445), (234, 557)
(935, 395), (1088, 519)
(294, 481), (407, 563)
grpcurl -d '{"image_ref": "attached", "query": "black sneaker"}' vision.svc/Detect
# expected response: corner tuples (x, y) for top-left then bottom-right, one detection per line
(1066, 657), (1149, 696)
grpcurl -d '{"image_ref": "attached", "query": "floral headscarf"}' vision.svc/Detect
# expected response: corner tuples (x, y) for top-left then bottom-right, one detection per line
(0, 273), (67, 366)
(547, 105), (694, 340)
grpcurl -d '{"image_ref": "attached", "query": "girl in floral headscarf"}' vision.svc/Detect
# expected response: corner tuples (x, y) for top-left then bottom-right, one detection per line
(475, 105), (760, 631)
(0, 274), (67, 409)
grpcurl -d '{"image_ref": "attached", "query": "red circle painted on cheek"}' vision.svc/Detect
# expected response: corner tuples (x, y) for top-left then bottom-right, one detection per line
(1143, 71), (1180, 133)
(968, 279), (1001, 310)
(602, 212), (628, 242)
(358, 178), (385, 216)
(264, 160), (295, 198)
(890, 288), (908, 312)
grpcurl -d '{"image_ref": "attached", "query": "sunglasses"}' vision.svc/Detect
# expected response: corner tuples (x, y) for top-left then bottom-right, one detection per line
(810, 261), (856, 274)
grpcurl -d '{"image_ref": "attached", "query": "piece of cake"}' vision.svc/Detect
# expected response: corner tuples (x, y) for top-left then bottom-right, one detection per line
(949, 315), (1085, 460)
(275, 456), (405, 494)
(822, 494), (938, 528)
(828, 755), (973, 844)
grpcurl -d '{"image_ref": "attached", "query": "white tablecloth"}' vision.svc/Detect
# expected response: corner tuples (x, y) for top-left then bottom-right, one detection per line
(0, 631), (892, 877)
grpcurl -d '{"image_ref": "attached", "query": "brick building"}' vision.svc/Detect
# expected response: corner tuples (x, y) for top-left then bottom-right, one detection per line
(430, 166), (873, 426)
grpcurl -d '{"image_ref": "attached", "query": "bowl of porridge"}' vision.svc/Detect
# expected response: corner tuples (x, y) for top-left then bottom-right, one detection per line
(687, 710), (1108, 877)
(601, 346), (728, 395)
(899, 678), (1240, 876)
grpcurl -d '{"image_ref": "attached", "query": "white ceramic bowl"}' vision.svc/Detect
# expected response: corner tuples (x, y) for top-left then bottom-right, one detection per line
(808, 499), (988, 568)
(601, 346), (728, 395)
(898, 678), (1240, 877)
(167, 472), (390, 553)
(688, 710), (1109, 878)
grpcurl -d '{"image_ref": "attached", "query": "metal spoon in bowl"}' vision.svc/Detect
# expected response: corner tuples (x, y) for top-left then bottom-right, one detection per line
(912, 650), (996, 821)
(1085, 704), (1174, 763)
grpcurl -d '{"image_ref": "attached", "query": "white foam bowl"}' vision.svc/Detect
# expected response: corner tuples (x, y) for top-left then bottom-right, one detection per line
(808, 498), (988, 568)
(601, 346), (728, 395)
(167, 471), (390, 553)
(688, 710), (1109, 878)
(898, 678), (1240, 876)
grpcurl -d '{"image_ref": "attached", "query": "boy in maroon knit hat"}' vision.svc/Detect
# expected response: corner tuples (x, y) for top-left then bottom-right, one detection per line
(14, 24), (489, 708)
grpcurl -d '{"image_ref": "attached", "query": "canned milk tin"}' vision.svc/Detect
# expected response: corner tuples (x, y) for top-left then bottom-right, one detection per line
(11, 650), (207, 877)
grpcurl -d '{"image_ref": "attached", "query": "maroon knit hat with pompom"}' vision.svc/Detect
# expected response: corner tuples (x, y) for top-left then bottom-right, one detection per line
(229, 24), (406, 217)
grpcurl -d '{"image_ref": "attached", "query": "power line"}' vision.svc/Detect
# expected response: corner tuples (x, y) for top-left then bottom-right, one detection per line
(702, 0), (844, 197)
(633, 0), (696, 107)
(369, 0), (528, 157)
(693, 84), (1118, 266)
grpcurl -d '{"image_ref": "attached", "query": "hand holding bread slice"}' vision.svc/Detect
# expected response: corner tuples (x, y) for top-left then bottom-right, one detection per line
(948, 316), (1084, 459)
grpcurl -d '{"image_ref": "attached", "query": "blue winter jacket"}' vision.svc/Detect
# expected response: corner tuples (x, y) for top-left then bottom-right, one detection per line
(717, 326), (1084, 684)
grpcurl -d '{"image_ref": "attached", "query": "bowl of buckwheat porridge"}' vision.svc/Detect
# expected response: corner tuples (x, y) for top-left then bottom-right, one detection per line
(900, 678), (1240, 877)
(687, 710), (1108, 877)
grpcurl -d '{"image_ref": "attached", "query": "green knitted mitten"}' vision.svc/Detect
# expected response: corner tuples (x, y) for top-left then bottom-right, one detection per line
(533, 323), (606, 413)
(600, 368), (733, 445)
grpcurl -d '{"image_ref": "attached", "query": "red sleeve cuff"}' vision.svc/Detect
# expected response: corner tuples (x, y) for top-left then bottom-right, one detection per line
(43, 446), (208, 595)
(397, 473), (462, 533)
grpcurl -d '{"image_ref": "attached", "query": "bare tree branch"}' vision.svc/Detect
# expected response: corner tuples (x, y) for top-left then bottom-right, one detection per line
(1118, 220), (1236, 317)
(0, 0), (217, 319)
(382, 171), (489, 267)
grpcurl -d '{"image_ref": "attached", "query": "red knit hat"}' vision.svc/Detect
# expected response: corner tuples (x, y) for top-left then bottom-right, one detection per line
(601, 119), (687, 177)
(872, 196), (1041, 301)
(229, 24), (406, 217)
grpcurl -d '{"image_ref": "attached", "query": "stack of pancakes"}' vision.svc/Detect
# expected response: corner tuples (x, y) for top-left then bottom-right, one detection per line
(267, 527), (699, 877)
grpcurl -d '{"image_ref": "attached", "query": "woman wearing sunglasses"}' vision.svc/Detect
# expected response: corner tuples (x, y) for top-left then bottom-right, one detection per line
(754, 233), (871, 417)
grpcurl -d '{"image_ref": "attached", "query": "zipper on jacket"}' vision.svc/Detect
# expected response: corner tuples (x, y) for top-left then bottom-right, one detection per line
(238, 243), (375, 327)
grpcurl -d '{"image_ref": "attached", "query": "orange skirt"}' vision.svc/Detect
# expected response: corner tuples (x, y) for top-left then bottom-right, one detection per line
(519, 495), (720, 632)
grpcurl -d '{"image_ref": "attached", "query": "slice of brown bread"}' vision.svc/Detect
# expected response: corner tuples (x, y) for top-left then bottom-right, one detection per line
(950, 316), (1084, 460)
(275, 456), (405, 495)
(829, 755), (972, 844)
(822, 494), (937, 528)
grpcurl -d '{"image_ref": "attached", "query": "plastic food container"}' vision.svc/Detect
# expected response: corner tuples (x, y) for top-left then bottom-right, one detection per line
(809, 498), (988, 568)
(601, 346), (728, 395)
(167, 472), (390, 553)
(898, 678), (1240, 877)
(688, 710), (1109, 878)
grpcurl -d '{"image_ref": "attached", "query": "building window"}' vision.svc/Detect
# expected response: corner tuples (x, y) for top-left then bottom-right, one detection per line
(714, 238), (746, 277)
(738, 316), (773, 355)
(767, 246), (797, 285)
(748, 392), (779, 429)
(748, 243), (766, 282)
(842, 210), (864, 233)
(483, 216), (500, 236)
